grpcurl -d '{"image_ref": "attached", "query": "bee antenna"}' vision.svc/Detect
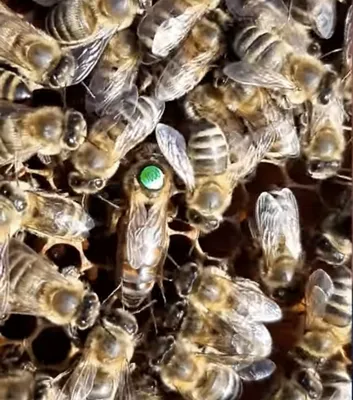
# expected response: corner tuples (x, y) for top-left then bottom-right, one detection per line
(81, 81), (95, 99)
(320, 48), (343, 60)
(167, 253), (181, 270)
(101, 282), (122, 308)
(131, 299), (157, 315)
(95, 194), (121, 210)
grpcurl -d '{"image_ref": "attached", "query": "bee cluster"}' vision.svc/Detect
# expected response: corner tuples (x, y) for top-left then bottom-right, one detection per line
(0, 0), (350, 399)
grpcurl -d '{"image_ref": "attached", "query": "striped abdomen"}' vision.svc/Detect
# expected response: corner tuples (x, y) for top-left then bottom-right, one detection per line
(193, 365), (242, 400)
(0, 119), (18, 164)
(0, 69), (32, 102)
(233, 25), (289, 69)
(323, 265), (352, 328)
(188, 124), (229, 176)
(320, 360), (351, 399)
(46, 0), (97, 43)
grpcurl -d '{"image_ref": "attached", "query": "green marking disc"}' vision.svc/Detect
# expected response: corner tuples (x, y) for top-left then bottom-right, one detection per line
(139, 165), (164, 190)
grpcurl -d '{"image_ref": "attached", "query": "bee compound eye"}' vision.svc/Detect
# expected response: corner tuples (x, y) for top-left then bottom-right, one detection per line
(93, 179), (105, 190)
(49, 54), (75, 88)
(0, 184), (11, 198)
(138, 165), (164, 191)
(13, 198), (27, 212)
(52, 290), (80, 316)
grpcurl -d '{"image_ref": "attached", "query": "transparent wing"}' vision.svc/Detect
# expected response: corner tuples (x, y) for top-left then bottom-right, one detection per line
(152, 4), (205, 58)
(0, 240), (10, 319)
(272, 188), (301, 260)
(307, 0), (336, 39)
(126, 194), (166, 270)
(237, 359), (276, 381)
(57, 359), (97, 400)
(155, 123), (195, 190)
(70, 32), (114, 85)
(223, 62), (295, 90)
(155, 51), (215, 101)
(255, 192), (283, 264)
(229, 128), (275, 185)
(344, 5), (352, 67)
(305, 269), (334, 323)
(114, 361), (135, 400)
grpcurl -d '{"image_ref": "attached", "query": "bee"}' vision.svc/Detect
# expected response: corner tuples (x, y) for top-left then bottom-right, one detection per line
(150, 336), (276, 400)
(156, 122), (273, 233)
(115, 144), (178, 308)
(0, 369), (35, 400)
(320, 358), (352, 399)
(291, 266), (352, 368)
(154, 15), (225, 102)
(300, 97), (346, 180)
(59, 308), (138, 400)
(173, 262), (282, 346)
(164, 300), (275, 364)
(223, 7), (339, 106)
(316, 191), (351, 265)
(0, 239), (100, 329)
(0, 100), (86, 168)
(137, 0), (220, 59)
(290, 0), (337, 39)
(69, 91), (165, 194)
(0, 69), (35, 102)
(0, 3), (75, 88)
(45, 0), (139, 84)
(253, 188), (303, 302)
(85, 29), (140, 117)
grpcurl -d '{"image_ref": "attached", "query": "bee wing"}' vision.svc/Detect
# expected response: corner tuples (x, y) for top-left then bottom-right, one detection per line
(344, 5), (352, 66)
(112, 85), (139, 119)
(113, 361), (136, 400)
(155, 123), (195, 190)
(255, 191), (283, 263)
(305, 269), (334, 320)
(126, 194), (166, 270)
(272, 188), (301, 260)
(306, 0), (336, 39)
(237, 359), (276, 381)
(223, 62), (295, 90)
(229, 128), (274, 186)
(151, 4), (205, 58)
(57, 359), (97, 400)
(70, 32), (114, 85)
(0, 240), (10, 319)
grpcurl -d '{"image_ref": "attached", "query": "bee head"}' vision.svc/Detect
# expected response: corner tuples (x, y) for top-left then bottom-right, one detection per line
(76, 292), (100, 330)
(187, 208), (220, 233)
(315, 233), (349, 265)
(307, 159), (341, 180)
(68, 172), (106, 194)
(318, 70), (338, 105)
(103, 309), (138, 336)
(48, 53), (75, 88)
(148, 336), (175, 369)
(163, 301), (187, 332)
(0, 182), (27, 215)
(293, 368), (323, 399)
(62, 111), (87, 150)
(174, 262), (199, 297)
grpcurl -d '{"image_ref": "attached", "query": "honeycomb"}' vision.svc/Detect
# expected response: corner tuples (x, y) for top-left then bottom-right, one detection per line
(0, 0), (350, 399)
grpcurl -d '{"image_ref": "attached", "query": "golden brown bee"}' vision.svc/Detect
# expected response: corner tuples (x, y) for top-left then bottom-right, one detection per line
(253, 188), (304, 302)
(291, 265), (352, 369)
(0, 239), (100, 329)
(300, 97), (346, 180)
(154, 15), (225, 102)
(137, 0), (220, 59)
(186, 81), (300, 162)
(60, 308), (138, 400)
(0, 181), (94, 271)
(85, 29), (140, 116)
(0, 69), (34, 102)
(115, 145), (174, 308)
(150, 336), (275, 400)
(0, 3), (75, 88)
(0, 100), (86, 168)
(156, 121), (273, 233)
(69, 91), (165, 194)
(223, 6), (340, 106)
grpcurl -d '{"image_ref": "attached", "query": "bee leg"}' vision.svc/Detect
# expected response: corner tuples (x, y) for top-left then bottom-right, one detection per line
(23, 167), (57, 190)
